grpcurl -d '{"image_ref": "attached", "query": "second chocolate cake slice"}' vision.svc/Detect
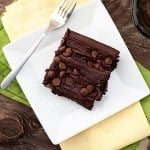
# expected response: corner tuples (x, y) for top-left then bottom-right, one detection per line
(43, 29), (119, 110)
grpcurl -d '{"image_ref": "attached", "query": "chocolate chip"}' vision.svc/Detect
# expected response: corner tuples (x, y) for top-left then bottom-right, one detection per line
(66, 77), (73, 86)
(60, 71), (66, 78)
(72, 68), (80, 76)
(59, 46), (66, 52)
(63, 47), (72, 57)
(94, 63), (100, 69)
(59, 62), (66, 70)
(91, 50), (98, 58)
(47, 70), (55, 78)
(104, 57), (113, 65)
(52, 78), (61, 86)
(63, 52), (71, 57)
(54, 56), (61, 64)
(66, 47), (72, 54)
(87, 85), (94, 93)
(80, 88), (89, 97)
(87, 61), (93, 68)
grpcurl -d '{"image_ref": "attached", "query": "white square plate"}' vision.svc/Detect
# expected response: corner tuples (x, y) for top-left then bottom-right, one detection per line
(3, 0), (149, 144)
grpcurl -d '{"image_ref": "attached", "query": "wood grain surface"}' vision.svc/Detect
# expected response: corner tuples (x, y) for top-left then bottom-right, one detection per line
(0, 0), (150, 149)
(103, 0), (150, 70)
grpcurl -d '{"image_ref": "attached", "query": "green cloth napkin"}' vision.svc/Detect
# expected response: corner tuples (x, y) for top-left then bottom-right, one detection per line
(0, 19), (29, 106)
(0, 18), (149, 149)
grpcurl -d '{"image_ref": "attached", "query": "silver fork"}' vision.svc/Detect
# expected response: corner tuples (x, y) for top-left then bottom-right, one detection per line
(1, 0), (76, 89)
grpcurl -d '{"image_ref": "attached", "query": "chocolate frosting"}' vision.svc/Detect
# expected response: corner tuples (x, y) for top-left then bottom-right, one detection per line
(43, 29), (119, 110)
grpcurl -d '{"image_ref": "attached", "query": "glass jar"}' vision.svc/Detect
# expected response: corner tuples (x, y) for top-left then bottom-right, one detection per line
(132, 0), (150, 38)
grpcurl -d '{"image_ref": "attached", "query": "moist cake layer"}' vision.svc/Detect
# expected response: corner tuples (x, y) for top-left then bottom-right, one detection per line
(43, 29), (119, 110)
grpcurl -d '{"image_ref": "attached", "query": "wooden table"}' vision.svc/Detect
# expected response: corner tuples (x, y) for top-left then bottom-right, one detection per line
(0, 0), (150, 149)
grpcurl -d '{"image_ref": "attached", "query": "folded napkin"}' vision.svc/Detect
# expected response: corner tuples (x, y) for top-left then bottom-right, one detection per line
(0, 0), (150, 149)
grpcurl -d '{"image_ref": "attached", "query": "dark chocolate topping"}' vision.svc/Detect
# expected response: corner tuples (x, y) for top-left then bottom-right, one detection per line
(43, 29), (119, 110)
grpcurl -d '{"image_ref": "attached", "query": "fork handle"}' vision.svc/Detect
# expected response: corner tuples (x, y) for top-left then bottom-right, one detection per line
(1, 33), (46, 89)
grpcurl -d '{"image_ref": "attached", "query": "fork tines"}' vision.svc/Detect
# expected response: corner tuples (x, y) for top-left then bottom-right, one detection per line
(58, 0), (77, 18)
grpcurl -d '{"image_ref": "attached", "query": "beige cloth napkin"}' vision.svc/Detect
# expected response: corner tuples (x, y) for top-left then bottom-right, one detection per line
(1, 0), (150, 149)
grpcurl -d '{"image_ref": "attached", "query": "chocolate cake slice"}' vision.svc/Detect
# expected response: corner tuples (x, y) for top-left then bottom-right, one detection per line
(43, 29), (119, 110)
